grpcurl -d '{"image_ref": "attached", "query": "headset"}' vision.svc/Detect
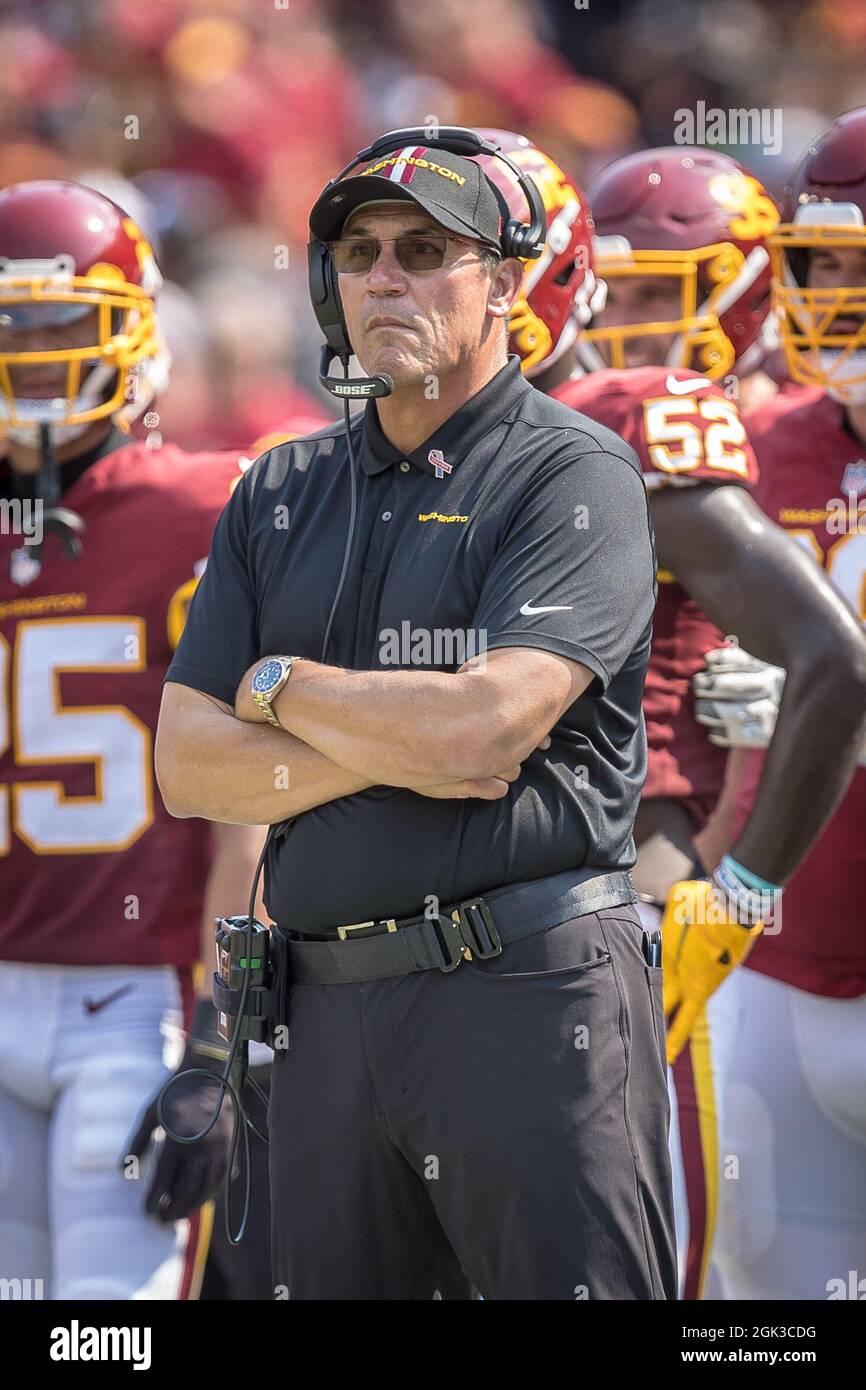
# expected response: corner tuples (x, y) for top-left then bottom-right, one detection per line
(308, 125), (549, 400)
(158, 129), (549, 1246)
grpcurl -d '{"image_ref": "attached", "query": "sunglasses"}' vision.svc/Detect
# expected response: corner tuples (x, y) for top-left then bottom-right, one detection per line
(328, 233), (498, 275)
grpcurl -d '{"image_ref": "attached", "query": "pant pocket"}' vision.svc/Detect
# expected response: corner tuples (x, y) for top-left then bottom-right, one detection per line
(463, 912), (611, 981)
(644, 964), (666, 1077)
(465, 951), (611, 982)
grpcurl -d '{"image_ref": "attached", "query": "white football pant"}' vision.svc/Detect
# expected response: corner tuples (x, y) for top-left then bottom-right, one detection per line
(0, 961), (206, 1300)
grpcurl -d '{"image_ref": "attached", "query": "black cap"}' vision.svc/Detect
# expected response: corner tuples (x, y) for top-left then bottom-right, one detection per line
(309, 145), (505, 248)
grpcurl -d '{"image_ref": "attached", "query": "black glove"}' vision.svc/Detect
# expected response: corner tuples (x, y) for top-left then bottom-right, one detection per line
(125, 998), (235, 1223)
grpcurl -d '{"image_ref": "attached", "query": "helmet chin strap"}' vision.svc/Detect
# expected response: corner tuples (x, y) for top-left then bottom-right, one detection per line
(665, 330), (693, 371)
(524, 271), (606, 380)
(573, 335), (608, 374)
(824, 359), (866, 408)
(23, 423), (86, 563)
(5, 415), (92, 449)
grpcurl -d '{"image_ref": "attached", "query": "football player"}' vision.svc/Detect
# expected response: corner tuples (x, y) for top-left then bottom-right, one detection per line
(690, 108), (866, 1299)
(0, 180), (274, 1299)
(576, 146), (781, 414)
(476, 133), (866, 1297)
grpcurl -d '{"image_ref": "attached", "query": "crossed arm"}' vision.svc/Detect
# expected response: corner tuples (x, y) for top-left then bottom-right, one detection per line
(156, 647), (592, 825)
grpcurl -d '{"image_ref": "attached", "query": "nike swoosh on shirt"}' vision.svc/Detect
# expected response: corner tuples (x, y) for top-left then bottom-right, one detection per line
(519, 601), (574, 615)
(665, 373), (713, 395)
(83, 984), (134, 1015)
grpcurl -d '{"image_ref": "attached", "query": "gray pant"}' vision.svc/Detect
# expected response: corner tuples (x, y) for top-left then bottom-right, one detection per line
(268, 905), (676, 1300)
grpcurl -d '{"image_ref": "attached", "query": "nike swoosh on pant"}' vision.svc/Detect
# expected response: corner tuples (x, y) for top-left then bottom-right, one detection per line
(519, 602), (574, 615)
(83, 983), (135, 1015)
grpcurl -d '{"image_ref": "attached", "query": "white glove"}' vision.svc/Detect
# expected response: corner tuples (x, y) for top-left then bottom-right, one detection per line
(692, 641), (786, 749)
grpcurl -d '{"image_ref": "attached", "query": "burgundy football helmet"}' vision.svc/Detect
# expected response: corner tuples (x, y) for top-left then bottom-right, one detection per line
(474, 130), (601, 377)
(772, 107), (866, 403)
(0, 180), (168, 444)
(582, 147), (780, 378)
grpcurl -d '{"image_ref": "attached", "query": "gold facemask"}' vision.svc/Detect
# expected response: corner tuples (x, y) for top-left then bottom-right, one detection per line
(583, 242), (748, 378)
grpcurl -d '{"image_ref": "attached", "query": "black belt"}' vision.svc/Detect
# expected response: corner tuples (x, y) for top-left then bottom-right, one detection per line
(278, 865), (636, 985)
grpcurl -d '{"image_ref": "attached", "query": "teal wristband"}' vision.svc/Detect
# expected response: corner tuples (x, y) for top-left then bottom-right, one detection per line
(722, 854), (782, 896)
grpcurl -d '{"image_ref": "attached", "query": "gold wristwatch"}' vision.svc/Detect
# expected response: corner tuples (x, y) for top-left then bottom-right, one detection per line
(251, 656), (295, 728)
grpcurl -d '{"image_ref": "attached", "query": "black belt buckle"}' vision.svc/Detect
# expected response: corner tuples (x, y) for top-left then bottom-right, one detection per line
(453, 897), (502, 960)
(421, 897), (504, 974)
(424, 913), (465, 973)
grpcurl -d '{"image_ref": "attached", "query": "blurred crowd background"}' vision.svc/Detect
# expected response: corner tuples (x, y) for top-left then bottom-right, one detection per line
(3, 0), (865, 448)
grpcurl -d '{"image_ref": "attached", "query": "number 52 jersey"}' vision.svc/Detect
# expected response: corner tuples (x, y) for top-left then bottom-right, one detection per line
(552, 366), (759, 827)
(0, 440), (244, 967)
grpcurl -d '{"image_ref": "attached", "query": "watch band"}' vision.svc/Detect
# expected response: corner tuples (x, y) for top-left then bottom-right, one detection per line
(254, 693), (284, 729)
(251, 656), (295, 729)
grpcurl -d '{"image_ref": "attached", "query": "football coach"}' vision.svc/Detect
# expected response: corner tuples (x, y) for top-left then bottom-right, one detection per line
(156, 130), (674, 1301)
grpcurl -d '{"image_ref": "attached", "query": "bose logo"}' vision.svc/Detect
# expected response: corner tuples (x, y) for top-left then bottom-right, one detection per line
(333, 382), (376, 396)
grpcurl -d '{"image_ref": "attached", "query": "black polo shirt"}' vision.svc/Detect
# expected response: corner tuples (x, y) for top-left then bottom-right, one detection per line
(167, 357), (656, 932)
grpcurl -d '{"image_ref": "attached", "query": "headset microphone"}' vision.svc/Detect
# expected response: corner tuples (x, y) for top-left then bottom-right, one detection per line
(317, 345), (394, 399)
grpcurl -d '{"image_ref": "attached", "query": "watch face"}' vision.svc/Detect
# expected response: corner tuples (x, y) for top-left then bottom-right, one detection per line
(253, 659), (284, 694)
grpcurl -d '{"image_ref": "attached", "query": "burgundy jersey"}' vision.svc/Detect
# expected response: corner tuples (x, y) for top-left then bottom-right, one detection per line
(736, 387), (866, 997)
(0, 440), (244, 967)
(553, 368), (759, 825)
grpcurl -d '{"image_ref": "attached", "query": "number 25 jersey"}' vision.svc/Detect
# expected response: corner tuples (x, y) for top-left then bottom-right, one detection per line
(0, 440), (243, 966)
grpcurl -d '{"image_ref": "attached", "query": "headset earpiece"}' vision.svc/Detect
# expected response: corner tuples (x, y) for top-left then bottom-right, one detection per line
(307, 241), (350, 357)
(503, 221), (538, 261)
